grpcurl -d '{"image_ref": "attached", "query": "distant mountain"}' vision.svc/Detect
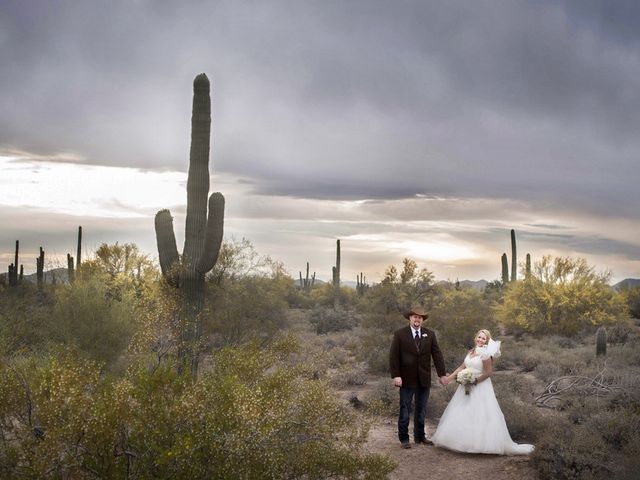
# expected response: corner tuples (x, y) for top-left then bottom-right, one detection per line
(338, 279), (490, 290)
(11, 267), (69, 284)
(613, 278), (640, 291)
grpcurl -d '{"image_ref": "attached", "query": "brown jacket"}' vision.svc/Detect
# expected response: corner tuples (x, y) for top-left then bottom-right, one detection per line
(389, 326), (446, 388)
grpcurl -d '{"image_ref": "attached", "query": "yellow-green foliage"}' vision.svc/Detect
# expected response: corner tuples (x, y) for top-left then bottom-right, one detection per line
(500, 256), (629, 336)
(51, 276), (136, 365)
(428, 285), (498, 354)
(0, 339), (395, 479)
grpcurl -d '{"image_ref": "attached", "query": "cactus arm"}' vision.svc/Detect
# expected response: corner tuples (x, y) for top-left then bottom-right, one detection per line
(501, 253), (509, 285)
(155, 209), (180, 277)
(197, 192), (225, 273)
(183, 73), (212, 269)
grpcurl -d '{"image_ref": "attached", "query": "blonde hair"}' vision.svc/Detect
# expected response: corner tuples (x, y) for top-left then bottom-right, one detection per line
(475, 329), (492, 343)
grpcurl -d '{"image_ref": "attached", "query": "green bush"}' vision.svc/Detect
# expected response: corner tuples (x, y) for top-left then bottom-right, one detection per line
(51, 276), (136, 366)
(329, 362), (368, 387)
(0, 340), (396, 479)
(532, 422), (611, 480)
(428, 286), (498, 354)
(309, 306), (357, 334)
(500, 256), (629, 336)
(204, 273), (290, 346)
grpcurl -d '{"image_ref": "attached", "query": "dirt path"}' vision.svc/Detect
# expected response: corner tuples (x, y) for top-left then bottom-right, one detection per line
(365, 417), (538, 480)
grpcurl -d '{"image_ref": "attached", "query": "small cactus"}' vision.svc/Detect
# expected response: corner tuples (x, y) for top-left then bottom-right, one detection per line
(356, 272), (368, 296)
(332, 239), (341, 308)
(67, 253), (75, 283)
(596, 326), (607, 356)
(525, 253), (531, 279)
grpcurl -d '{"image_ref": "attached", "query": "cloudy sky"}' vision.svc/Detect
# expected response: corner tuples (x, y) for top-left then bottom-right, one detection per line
(1, 0), (639, 284)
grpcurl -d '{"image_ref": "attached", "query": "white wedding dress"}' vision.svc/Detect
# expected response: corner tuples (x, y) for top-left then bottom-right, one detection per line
(431, 351), (534, 455)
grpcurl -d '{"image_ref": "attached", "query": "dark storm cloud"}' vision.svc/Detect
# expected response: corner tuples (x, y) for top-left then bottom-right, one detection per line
(1, 0), (639, 217)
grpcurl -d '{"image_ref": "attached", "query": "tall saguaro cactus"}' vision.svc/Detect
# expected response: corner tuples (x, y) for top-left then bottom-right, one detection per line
(510, 229), (517, 282)
(525, 253), (531, 279)
(154, 73), (225, 376)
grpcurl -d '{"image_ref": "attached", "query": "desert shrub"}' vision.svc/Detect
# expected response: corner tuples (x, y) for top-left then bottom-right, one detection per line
(551, 335), (578, 349)
(355, 328), (393, 375)
(51, 276), (136, 366)
(492, 371), (536, 399)
(620, 286), (640, 319)
(363, 381), (398, 417)
(309, 306), (357, 334)
(0, 283), (55, 352)
(204, 271), (290, 346)
(500, 256), (628, 336)
(586, 409), (640, 451)
(0, 340), (396, 479)
(533, 361), (562, 382)
(428, 286), (498, 353)
(329, 362), (368, 387)
(606, 322), (634, 345)
(532, 421), (611, 480)
(497, 395), (549, 443)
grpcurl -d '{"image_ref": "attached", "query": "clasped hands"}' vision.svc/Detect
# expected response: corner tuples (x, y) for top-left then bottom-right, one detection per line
(393, 376), (451, 387)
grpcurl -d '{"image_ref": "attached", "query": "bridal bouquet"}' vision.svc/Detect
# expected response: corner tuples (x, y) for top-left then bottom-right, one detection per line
(456, 368), (477, 395)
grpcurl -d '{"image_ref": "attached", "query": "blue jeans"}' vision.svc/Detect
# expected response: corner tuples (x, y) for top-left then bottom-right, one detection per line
(398, 386), (430, 443)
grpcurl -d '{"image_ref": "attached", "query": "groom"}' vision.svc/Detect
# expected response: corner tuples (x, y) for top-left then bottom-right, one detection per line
(389, 306), (448, 448)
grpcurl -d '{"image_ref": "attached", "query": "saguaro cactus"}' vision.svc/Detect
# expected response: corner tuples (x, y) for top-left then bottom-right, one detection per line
(299, 262), (315, 293)
(596, 326), (607, 356)
(525, 253), (531, 279)
(332, 239), (341, 308)
(356, 272), (368, 296)
(67, 253), (75, 283)
(76, 226), (82, 269)
(510, 229), (517, 282)
(8, 240), (21, 287)
(36, 247), (45, 288)
(154, 73), (225, 376)
(501, 253), (509, 285)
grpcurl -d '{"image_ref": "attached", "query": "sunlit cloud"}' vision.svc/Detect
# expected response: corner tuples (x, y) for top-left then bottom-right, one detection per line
(0, 155), (186, 218)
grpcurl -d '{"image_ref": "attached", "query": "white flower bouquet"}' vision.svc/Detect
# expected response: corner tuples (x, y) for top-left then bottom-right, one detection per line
(456, 368), (477, 395)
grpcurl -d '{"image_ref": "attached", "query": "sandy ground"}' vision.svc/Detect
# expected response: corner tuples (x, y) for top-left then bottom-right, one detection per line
(365, 417), (538, 480)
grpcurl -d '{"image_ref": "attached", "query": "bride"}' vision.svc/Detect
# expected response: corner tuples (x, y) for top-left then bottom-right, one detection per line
(430, 329), (534, 455)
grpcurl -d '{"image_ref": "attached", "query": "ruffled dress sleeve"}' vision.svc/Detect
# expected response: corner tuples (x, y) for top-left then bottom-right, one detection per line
(476, 339), (501, 360)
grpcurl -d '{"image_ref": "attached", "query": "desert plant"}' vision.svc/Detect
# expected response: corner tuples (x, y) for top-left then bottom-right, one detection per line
(501, 253), (509, 285)
(299, 261), (315, 293)
(154, 73), (225, 376)
(511, 229), (517, 282)
(500, 256), (628, 336)
(332, 239), (341, 308)
(596, 326), (607, 356)
(36, 246), (44, 288)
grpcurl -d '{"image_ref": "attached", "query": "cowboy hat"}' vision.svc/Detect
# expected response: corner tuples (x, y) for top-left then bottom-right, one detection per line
(403, 306), (429, 319)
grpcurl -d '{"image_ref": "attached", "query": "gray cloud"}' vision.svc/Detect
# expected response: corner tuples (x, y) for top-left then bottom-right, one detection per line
(1, 0), (639, 280)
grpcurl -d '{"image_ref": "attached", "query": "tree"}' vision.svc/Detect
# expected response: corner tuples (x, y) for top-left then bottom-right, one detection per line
(500, 256), (629, 336)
